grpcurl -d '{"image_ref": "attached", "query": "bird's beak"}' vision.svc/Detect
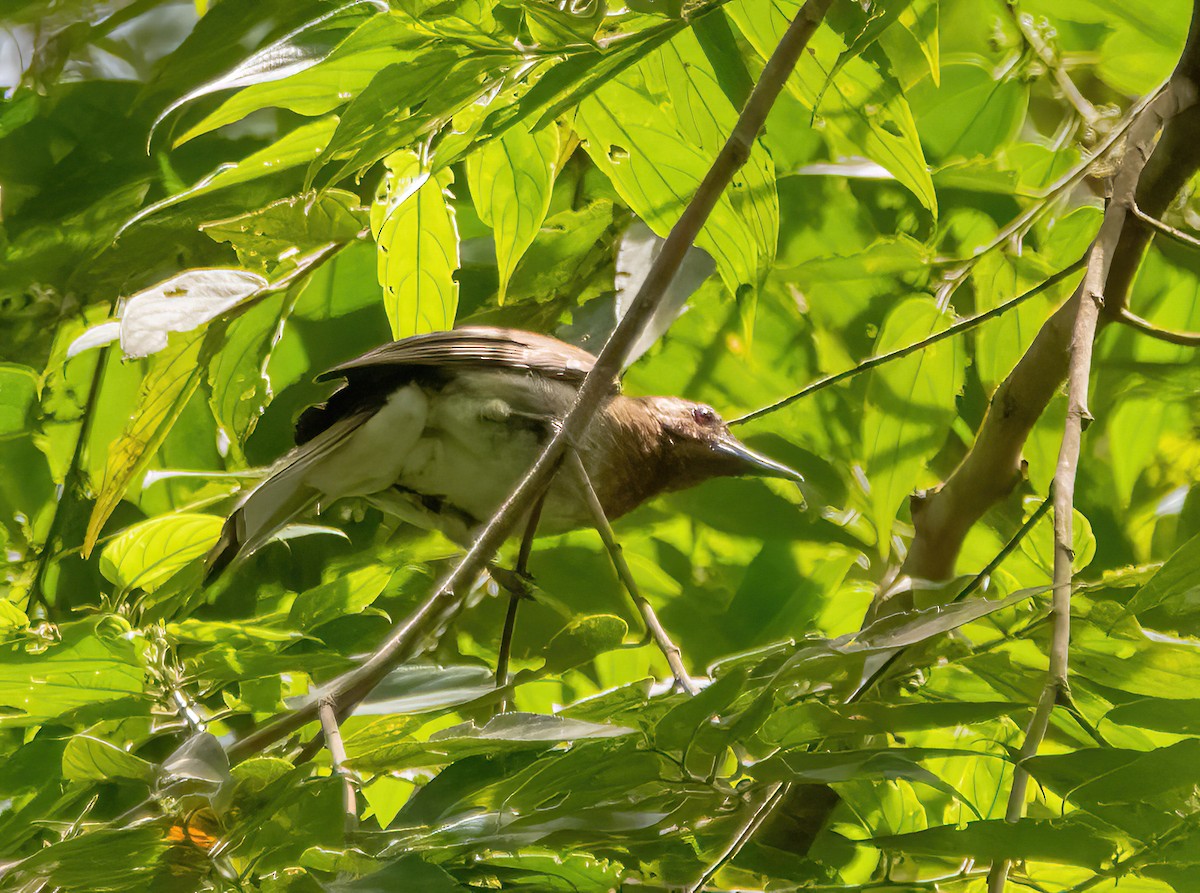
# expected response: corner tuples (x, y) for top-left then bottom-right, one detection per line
(712, 435), (804, 481)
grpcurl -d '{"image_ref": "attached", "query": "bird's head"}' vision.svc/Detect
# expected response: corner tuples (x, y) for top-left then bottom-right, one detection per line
(640, 397), (804, 491)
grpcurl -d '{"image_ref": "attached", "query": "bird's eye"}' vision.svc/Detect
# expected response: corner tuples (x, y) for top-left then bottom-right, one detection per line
(692, 406), (717, 426)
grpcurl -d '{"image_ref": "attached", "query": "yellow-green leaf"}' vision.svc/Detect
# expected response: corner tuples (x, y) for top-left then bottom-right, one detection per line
(371, 151), (460, 338)
(99, 513), (224, 594)
(862, 297), (965, 553)
(466, 124), (558, 304)
(63, 735), (155, 783)
(84, 331), (209, 557)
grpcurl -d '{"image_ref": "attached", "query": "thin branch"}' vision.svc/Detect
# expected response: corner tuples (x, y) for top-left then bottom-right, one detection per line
(987, 80), (1175, 893)
(495, 488), (549, 713)
(1116, 306), (1200, 346)
(733, 258), (1086, 425)
(566, 450), (698, 695)
(225, 0), (835, 764)
(883, 67), (1200, 592)
(848, 493), (1053, 704)
(686, 782), (788, 893)
(1006, 4), (1100, 127)
(1130, 200), (1200, 250)
(317, 695), (357, 835)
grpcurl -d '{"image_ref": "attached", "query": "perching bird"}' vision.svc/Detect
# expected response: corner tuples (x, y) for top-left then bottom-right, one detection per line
(205, 326), (802, 581)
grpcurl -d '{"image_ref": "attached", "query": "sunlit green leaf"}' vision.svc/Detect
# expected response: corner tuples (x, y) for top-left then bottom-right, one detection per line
(862, 296), (964, 551)
(466, 123), (558, 303)
(99, 512), (223, 593)
(371, 151), (460, 338)
(62, 734), (155, 783)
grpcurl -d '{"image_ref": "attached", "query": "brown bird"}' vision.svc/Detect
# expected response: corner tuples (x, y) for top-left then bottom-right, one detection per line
(205, 326), (802, 581)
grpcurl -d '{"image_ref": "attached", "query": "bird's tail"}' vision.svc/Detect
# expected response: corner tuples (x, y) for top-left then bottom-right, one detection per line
(203, 417), (362, 584)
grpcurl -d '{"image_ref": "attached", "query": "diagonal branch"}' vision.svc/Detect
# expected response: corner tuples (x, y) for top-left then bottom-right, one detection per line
(986, 74), (1181, 893)
(885, 16), (1200, 596)
(225, 0), (835, 765)
(566, 449), (698, 694)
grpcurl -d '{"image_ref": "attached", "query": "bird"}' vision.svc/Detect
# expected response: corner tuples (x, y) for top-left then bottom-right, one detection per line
(204, 326), (802, 582)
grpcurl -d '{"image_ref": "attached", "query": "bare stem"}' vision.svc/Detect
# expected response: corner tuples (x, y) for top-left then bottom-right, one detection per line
(317, 695), (357, 835)
(566, 450), (698, 695)
(1116, 306), (1200, 346)
(1130, 200), (1200, 251)
(225, 0), (835, 764)
(986, 83), (1175, 893)
(495, 490), (548, 712)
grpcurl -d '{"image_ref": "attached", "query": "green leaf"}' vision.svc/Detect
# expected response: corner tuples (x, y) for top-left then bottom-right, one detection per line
(907, 62), (1029, 163)
(0, 364), (38, 438)
(0, 617), (144, 727)
(728, 0), (937, 217)
(757, 747), (984, 816)
(653, 668), (747, 752)
(466, 123), (558, 304)
(576, 27), (778, 309)
(206, 290), (298, 449)
(1121, 531), (1200, 620)
(154, 0), (384, 143)
(541, 614), (628, 674)
(4, 827), (167, 892)
(174, 12), (418, 145)
(124, 116), (339, 230)
(99, 512), (224, 593)
(349, 712), (634, 772)
(200, 189), (366, 273)
(371, 151), (460, 338)
(288, 564), (395, 630)
(874, 817), (1117, 869)
(862, 296), (964, 551)
(84, 330), (210, 557)
(62, 734), (154, 783)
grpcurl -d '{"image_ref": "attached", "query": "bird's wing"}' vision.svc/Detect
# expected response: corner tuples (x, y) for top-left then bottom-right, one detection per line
(317, 327), (614, 390)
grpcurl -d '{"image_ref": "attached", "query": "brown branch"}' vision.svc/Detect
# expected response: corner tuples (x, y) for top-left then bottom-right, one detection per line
(567, 450), (698, 694)
(495, 488), (548, 713)
(1115, 307), (1200, 346)
(884, 19), (1200, 597)
(986, 71), (1178, 893)
(225, 0), (835, 764)
(1130, 200), (1200, 251)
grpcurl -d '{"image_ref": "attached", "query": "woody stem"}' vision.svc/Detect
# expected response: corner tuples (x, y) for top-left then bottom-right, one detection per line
(566, 450), (699, 695)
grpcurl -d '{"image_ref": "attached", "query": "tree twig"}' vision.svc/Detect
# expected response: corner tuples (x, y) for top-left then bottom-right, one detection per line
(1130, 200), (1200, 251)
(224, 0), (835, 764)
(733, 258), (1086, 425)
(566, 450), (698, 695)
(317, 695), (357, 836)
(849, 493), (1053, 704)
(686, 782), (788, 893)
(986, 79), (1175, 893)
(1116, 306), (1200, 346)
(495, 488), (549, 712)
(1006, 4), (1100, 127)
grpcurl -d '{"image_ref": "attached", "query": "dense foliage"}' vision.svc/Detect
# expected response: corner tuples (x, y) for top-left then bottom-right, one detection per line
(1, 0), (1199, 890)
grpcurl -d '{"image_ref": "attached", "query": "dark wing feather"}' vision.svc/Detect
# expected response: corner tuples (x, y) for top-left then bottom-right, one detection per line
(296, 327), (615, 445)
(318, 327), (609, 386)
